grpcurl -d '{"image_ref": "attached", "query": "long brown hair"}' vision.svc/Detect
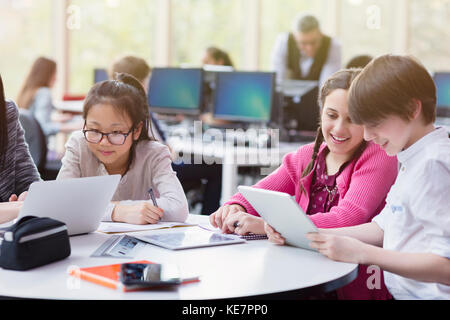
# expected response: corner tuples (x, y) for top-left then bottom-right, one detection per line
(299, 68), (362, 194)
(16, 57), (57, 109)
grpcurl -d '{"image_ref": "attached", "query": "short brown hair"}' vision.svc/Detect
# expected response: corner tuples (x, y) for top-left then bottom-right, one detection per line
(109, 56), (151, 83)
(205, 47), (234, 67)
(348, 54), (436, 125)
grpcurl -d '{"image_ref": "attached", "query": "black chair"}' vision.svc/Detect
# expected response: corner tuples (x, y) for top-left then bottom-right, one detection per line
(18, 109), (61, 180)
(182, 179), (207, 215)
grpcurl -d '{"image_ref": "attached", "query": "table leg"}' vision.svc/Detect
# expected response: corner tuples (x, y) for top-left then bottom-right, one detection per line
(220, 157), (238, 205)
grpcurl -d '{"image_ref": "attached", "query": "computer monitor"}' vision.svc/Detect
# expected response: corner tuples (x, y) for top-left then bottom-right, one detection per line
(434, 72), (450, 117)
(147, 68), (203, 115)
(94, 68), (108, 83)
(201, 65), (234, 114)
(212, 71), (275, 123)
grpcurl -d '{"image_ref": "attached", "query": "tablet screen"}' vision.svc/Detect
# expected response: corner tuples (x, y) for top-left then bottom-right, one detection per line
(135, 227), (245, 250)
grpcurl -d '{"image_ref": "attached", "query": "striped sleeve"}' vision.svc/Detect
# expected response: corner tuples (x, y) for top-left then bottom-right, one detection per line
(12, 104), (41, 194)
(0, 101), (41, 200)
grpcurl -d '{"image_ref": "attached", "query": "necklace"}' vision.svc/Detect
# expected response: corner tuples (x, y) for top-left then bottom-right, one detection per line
(324, 185), (338, 203)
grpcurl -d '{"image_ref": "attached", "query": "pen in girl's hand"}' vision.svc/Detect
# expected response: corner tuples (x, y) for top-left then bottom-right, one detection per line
(148, 188), (158, 208)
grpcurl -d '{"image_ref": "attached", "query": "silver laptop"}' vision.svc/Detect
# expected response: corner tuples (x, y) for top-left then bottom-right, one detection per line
(18, 175), (121, 236)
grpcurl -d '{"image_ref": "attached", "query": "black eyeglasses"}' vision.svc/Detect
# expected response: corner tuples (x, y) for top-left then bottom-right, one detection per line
(82, 127), (134, 145)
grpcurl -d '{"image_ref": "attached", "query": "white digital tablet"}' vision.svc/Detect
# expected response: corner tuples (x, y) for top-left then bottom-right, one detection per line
(134, 226), (245, 250)
(238, 186), (318, 251)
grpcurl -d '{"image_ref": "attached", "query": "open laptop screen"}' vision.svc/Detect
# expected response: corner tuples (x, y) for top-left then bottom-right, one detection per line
(434, 72), (450, 117)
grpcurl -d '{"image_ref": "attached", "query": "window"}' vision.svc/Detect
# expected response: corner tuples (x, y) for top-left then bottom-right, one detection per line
(259, 0), (328, 71)
(2, 0), (449, 98)
(338, 0), (395, 67)
(0, 0), (53, 100)
(409, 0), (450, 72)
(170, 0), (243, 69)
(68, 0), (156, 94)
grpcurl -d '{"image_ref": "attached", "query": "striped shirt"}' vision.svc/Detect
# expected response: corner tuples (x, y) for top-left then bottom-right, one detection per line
(0, 100), (41, 202)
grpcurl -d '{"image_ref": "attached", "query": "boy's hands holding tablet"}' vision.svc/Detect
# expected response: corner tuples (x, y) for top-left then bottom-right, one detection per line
(264, 222), (285, 245)
(266, 222), (367, 264)
(306, 232), (369, 264)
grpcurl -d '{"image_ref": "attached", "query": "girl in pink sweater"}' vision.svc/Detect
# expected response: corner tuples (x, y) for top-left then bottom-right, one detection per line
(209, 69), (398, 299)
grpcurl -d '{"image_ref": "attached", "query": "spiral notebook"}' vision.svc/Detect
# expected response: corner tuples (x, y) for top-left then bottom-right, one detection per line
(238, 233), (268, 240)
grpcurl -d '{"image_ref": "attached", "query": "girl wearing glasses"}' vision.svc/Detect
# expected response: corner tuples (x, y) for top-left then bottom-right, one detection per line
(57, 73), (188, 224)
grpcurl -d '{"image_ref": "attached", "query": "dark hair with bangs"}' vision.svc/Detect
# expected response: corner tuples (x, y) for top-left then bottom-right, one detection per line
(83, 72), (154, 142)
(348, 54), (436, 126)
(83, 73), (155, 172)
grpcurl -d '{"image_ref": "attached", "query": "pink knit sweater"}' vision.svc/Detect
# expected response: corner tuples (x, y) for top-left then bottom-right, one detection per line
(226, 142), (398, 228)
(225, 141), (398, 300)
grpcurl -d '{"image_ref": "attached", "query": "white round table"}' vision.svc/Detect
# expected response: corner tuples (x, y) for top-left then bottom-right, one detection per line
(0, 216), (357, 300)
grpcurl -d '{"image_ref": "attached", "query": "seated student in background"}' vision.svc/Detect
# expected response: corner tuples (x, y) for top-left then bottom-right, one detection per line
(202, 46), (234, 67)
(302, 54), (450, 300)
(0, 74), (41, 224)
(109, 55), (223, 216)
(109, 55), (166, 142)
(16, 57), (82, 137)
(200, 47), (234, 127)
(210, 68), (398, 299)
(345, 55), (373, 69)
(57, 73), (188, 224)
